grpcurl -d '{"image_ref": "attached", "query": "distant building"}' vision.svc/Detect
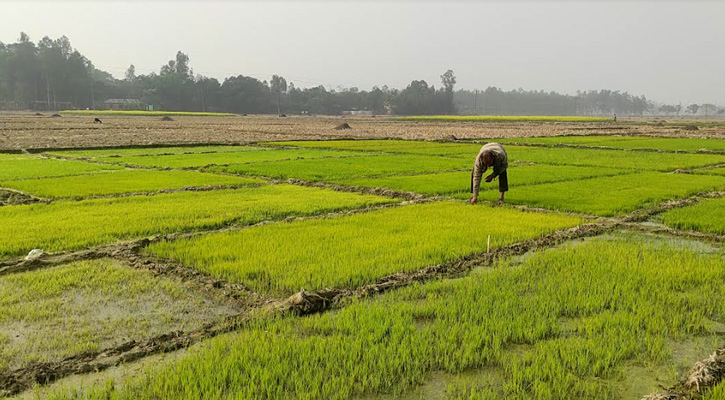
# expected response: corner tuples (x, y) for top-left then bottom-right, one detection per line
(342, 110), (374, 116)
(103, 99), (144, 111)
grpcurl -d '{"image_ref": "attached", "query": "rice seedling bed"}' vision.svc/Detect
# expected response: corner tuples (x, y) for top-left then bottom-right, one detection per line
(205, 153), (470, 182)
(0, 170), (264, 199)
(504, 145), (725, 171)
(145, 201), (582, 296)
(660, 196), (725, 235)
(0, 154), (121, 181)
(265, 140), (483, 157)
(105, 148), (367, 168)
(397, 115), (612, 122)
(46, 233), (725, 400)
(336, 165), (627, 198)
(46, 145), (257, 159)
(0, 185), (393, 260)
(0, 258), (239, 373)
(503, 172), (725, 216)
(498, 135), (725, 152)
(268, 141), (725, 171)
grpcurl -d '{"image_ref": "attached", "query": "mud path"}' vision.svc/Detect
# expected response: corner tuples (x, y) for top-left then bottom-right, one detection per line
(0, 189), (42, 206)
(621, 191), (725, 222)
(643, 348), (725, 400)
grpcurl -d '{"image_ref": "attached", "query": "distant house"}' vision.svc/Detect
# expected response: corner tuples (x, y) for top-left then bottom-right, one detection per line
(103, 99), (144, 111)
(342, 110), (373, 116)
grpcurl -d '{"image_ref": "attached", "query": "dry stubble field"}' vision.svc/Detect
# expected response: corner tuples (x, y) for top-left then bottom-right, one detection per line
(1, 112), (725, 400)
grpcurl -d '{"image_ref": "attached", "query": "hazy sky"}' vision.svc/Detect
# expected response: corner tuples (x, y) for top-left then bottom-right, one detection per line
(2, 1), (723, 105)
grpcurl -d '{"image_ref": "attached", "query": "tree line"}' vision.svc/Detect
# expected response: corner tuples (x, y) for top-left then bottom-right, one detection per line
(1, 33), (722, 116)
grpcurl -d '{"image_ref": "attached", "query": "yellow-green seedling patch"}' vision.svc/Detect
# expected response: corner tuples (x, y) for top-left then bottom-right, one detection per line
(499, 135), (725, 152)
(46, 145), (260, 159)
(336, 165), (627, 198)
(505, 145), (725, 171)
(146, 201), (582, 295)
(0, 170), (264, 199)
(106, 148), (368, 168)
(504, 172), (725, 216)
(0, 185), (393, 260)
(0, 258), (238, 373)
(661, 196), (725, 235)
(52, 233), (725, 400)
(265, 140), (483, 157)
(0, 154), (121, 181)
(206, 153), (469, 182)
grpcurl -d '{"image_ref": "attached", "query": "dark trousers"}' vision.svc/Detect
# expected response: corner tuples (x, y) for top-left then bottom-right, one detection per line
(470, 169), (509, 193)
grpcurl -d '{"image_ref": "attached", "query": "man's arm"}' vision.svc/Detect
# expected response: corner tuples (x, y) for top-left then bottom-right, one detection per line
(471, 153), (487, 196)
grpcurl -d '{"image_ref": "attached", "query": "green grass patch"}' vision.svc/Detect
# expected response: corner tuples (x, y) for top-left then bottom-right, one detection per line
(106, 148), (367, 168)
(0, 170), (263, 199)
(505, 145), (725, 171)
(0, 258), (237, 373)
(695, 167), (725, 177)
(266, 141), (725, 171)
(265, 140), (483, 157)
(48, 233), (725, 400)
(206, 153), (469, 182)
(0, 185), (393, 260)
(46, 145), (255, 159)
(336, 165), (626, 197)
(396, 115), (612, 122)
(661, 196), (725, 235)
(146, 201), (582, 295)
(498, 135), (725, 152)
(0, 154), (121, 181)
(504, 172), (725, 216)
(59, 110), (236, 117)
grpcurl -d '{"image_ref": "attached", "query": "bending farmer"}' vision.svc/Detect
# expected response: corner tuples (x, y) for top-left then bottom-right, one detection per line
(470, 142), (508, 205)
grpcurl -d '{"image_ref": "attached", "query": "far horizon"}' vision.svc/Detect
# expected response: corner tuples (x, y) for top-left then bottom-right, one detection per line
(2, 0), (724, 106)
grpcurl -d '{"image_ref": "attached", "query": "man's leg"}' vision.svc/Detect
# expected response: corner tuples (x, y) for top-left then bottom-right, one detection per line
(498, 170), (509, 203)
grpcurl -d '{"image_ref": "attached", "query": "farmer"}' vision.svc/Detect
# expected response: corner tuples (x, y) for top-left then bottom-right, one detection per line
(469, 142), (508, 205)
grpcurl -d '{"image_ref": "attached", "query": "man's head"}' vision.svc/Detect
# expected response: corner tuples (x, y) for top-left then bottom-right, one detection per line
(482, 151), (494, 167)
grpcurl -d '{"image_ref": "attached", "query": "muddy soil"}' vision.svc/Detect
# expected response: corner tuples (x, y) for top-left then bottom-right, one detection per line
(0, 189), (40, 206)
(643, 347), (725, 399)
(3, 114), (725, 151)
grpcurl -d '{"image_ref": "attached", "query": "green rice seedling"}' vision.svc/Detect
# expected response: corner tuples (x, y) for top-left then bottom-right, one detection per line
(106, 148), (368, 168)
(336, 165), (627, 198)
(0, 170), (264, 199)
(265, 140), (484, 157)
(498, 135), (725, 152)
(694, 167), (725, 177)
(59, 110), (236, 117)
(660, 196), (725, 235)
(0, 154), (121, 181)
(396, 115), (611, 122)
(205, 153), (470, 182)
(702, 380), (725, 400)
(0, 258), (237, 373)
(46, 145), (259, 159)
(268, 141), (725, 171)
(503, 145), (725, 171)
(146, 201), (582, 295)
(0, 185), (393, 259)
(47, 233), (725, 400)
(504, 172), (725, 216)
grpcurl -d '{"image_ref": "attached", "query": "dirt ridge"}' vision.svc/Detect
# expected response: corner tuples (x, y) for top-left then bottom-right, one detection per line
(643, 348), (725, 400)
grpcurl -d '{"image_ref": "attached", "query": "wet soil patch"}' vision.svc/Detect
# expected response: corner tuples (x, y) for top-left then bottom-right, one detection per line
(0, 189), (41, 206)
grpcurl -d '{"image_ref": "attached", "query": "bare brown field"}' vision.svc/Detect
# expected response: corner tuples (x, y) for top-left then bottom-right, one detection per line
(2, 112), (725, 150)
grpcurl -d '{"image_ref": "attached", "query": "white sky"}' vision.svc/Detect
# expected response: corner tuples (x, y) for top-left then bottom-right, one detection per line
(2, 0), (724, 105)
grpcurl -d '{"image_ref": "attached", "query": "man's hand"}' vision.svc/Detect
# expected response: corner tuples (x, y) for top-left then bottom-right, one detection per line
(485, 174), (494, 183)
(469, 196), (478, 205)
